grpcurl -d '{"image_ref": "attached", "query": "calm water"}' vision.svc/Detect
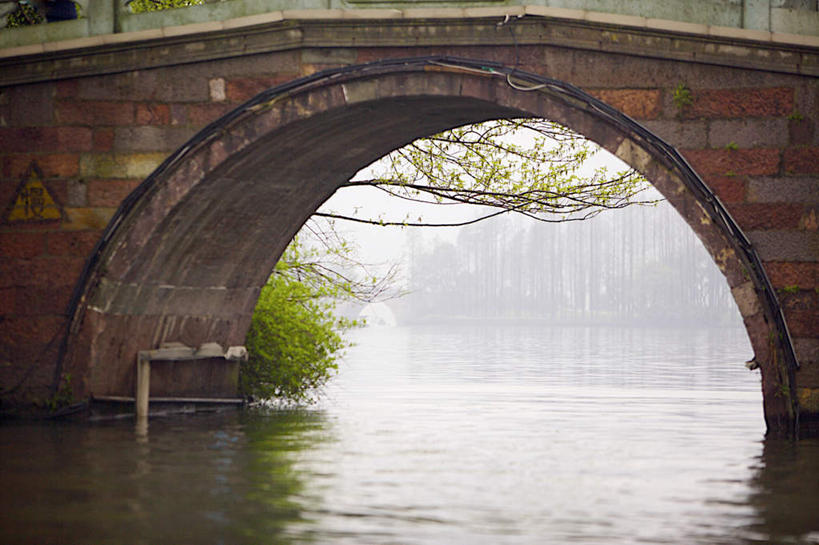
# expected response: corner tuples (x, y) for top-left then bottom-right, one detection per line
(2, 324), (819, 544)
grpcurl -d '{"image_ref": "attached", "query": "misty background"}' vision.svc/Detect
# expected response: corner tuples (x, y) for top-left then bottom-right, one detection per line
(317, 145), (744, 330)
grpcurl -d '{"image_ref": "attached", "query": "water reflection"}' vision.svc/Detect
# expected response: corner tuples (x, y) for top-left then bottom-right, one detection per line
(2, 326), (819, 544)
(0, 410), (334, 545)
(741, 438), (819, 544)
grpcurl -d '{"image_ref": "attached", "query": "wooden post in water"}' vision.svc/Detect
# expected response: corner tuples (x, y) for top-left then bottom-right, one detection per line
(136, 352), (151, 418)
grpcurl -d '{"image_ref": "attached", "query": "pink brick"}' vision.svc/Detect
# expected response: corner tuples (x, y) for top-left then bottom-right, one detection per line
(784, 147), (819, 174)
(56, 101), (135, 126)
(688, 87), (793, 118)
(682, 148), (780, 176)
(589, 89), (661, 119)
(46, 231), (101, 257)
(0, 232), (46, 259)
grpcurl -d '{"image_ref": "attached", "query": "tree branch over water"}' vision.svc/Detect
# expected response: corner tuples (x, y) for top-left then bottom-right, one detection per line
(323, 118), (657, 227)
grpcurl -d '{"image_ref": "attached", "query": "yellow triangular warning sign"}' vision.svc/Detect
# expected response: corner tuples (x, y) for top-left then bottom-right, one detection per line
(5, 163), (62, 223)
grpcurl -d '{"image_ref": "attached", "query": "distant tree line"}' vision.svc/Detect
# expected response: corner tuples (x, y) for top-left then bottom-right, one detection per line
(399, 201), (739, 327)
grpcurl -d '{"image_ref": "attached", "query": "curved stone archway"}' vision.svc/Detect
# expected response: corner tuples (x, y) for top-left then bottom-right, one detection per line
(61, 58), (797, 433)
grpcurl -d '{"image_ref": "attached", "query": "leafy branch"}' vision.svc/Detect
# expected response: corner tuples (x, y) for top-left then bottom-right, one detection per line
(322, 118), (655, 228)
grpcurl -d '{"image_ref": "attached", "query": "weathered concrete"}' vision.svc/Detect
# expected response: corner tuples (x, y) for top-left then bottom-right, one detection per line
(0, 13), (817, 435)
(1, 1), (818, 52)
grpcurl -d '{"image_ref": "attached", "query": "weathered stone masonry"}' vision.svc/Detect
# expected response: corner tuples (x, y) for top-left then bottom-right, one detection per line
(0, 15), (817, 434)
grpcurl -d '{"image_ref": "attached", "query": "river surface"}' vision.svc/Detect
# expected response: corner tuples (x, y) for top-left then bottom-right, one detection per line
(2, 324), (819, 544)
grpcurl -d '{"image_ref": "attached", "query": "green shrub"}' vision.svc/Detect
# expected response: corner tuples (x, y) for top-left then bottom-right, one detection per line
(241, 243), (358, 403)
(128, 0), (203, 13)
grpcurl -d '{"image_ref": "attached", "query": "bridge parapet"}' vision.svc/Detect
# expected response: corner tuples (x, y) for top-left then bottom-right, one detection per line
(1, 0), (819, 54)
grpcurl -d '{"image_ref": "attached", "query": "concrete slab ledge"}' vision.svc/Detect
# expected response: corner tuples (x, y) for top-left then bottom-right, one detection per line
(94, 395), (245, 404)
(1, 6), (817, 60)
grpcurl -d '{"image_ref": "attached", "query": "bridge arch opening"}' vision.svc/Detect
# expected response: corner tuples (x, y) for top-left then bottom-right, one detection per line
(60, 57), (796, 434)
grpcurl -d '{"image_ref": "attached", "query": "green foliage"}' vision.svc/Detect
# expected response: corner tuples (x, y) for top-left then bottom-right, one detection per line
(672, 83), (693, 110)
(5, 4), (44, 27)
(128, 0), (204, 13)
(242, 237), (360, 403)
(328, 119), (653, 227)
(724, 141), (739, 151)
(787, 111), (804, 121)
(4, 2), (83, 27)
(45, 373), (73, 412)
(781, 285), (800, 294)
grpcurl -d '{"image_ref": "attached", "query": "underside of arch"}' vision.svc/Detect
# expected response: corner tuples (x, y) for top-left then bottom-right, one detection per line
(61, 58), (799, 434)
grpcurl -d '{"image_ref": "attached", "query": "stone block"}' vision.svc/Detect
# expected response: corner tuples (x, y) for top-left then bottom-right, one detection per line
(784, 147), (819, 174)
(588, 89), (661, 120)
(681, 148), (780, 176)
(789, 117), (815, 145)
(780, 289), (819, 312)
(742, 310), (773, 364)
(135, 103), (171, 126)
(795, 366), (819, 401)
(0, 287), (14, 315)
(0, 233), (46, 259)
(687, 87), (794, 119)
(709, 118), (789, 148)
(765, 261), (819, 288)
(4, 154), (80, 179)
(113, 126), (192, 153)
(748, 176), (819, 204)
(75, 72), (151, 102)
(222, 12), (284, 30)
(641, 120), (708, 149)
(614, 138), (655, 174)
(301, 48), (357, 65)
(13, 285), (73, 316)
(86, 179), (141, 207)
(56, 100), (135, 126)
(226, 76), (294, 102)
(586, 11), (646, 28)
(0, 315), (66, 347)
(209, 78), (226, 102)
(80, 153), (167, 179)
(749, 230), (819, 261)
(0, 82), (55, 127)
(704, 175), (747, 203)
(93, 128), (115, 152)
(785, 309), (819, 337)
(61, 207), (116, 231)
(731, 281), (763, 318)
(63, 179), (87, 206)
(185, 103), (234, 126)
(524, 5), (585, 21)
(75, 69), (209, 103)
(341, 79), (379, 105)
(56, 80), (78, 99)
(46, 231), (101, 257)
(727, 202), (804, 230)
(798, 387), (819, 414)
(3, 256), (84, 287)
(795, 337), (819, 365)
(170, 104), (187, 126)
(645, 17), (709, 35)
(0, 127), (92, 153)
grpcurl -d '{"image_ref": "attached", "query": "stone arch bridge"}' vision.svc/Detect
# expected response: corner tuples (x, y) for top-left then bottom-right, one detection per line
(0, 4), (817, 435)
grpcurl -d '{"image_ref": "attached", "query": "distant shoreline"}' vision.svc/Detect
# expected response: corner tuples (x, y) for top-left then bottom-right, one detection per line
(387, 315), (744, 330)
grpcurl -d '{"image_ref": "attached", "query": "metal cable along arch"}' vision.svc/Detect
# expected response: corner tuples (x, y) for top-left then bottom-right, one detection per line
(56, 56), (800, 413)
